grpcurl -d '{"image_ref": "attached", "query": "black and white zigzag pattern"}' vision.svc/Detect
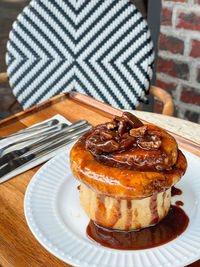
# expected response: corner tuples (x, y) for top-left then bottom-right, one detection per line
(6, 0), (154, 110)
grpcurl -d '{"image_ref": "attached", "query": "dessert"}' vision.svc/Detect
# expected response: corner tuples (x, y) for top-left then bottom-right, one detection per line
(70, 112), (187, 231)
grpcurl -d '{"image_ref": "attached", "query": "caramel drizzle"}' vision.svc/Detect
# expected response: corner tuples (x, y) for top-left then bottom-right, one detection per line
(175, 200), (184, 206)
(95, 196), (122, 229)
(171, 186), (182, 197)
(134, 208), (142, 229)
(126, 200), (132, 230)
(108, 199), (122, 228)
(95, 195), (106, 226)
(150, 194), (159, 225)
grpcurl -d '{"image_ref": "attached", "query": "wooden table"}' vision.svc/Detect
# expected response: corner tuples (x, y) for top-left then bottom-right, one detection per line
(0, 92), (199, 267)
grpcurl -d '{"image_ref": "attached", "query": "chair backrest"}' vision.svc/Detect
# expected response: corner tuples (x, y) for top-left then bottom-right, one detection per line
(6, 0), (154, 110)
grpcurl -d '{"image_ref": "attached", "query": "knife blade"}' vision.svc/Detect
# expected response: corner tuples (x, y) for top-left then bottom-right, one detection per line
(0, 124), (92, 180)
(0, 118), (60, 141)
(0, 123), (68, 159)
(0, 120), (90, 166)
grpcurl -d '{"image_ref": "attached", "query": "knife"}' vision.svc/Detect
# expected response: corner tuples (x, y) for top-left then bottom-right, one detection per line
(0, 124), (92, 180)
(0, 120), (88, 159)
(0, 118), (60, 141)
(0, 120), (90, 166)
(0, 123), (68, 158)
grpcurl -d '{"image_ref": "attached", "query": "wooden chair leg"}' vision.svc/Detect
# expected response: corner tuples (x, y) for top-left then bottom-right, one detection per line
(0, 72), (8, 82)
(150, 86), (174, 116)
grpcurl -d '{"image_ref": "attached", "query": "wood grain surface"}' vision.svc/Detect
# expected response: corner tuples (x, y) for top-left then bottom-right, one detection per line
(0, 92), (199, 267)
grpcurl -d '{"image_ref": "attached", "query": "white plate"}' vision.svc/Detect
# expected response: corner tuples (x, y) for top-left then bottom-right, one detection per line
(24, 144), (200, 267)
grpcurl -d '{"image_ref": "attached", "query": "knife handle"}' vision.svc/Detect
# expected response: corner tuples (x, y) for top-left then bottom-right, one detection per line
(0, 154), (35, 178)
(0, 147), (30, 166)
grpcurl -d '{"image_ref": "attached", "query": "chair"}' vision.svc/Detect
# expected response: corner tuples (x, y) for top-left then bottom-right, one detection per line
(0, 0), (174, 116)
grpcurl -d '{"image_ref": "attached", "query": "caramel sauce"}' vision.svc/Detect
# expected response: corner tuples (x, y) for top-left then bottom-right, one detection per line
(95, 196), (122, 229)
(77, 185), (80, 190)
(171, 186), (184, 206)
(85, 112), (178, 172)
(150, 194), (159, 225)
(175, 200), (184, 206)
(95, 195), (106, 226)
(86, 205), (189, 250)
(71, 126), (187, 199)
(126, 200), (132, 230)
(171, 186), (182, 196)
(108, 199), (122, 228)
(133, 209), (141, 229)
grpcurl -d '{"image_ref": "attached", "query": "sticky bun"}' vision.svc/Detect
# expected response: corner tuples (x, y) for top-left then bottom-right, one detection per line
(70, 112), (187, 230)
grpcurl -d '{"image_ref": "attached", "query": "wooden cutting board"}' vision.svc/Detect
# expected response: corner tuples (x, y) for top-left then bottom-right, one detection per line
(0, 92), (199, 267)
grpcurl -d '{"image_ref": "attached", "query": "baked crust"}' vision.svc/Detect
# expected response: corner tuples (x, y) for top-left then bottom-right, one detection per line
(80, 183), (171, 230)
(70, 138), (187, 199)
(70, 114), (187, 230)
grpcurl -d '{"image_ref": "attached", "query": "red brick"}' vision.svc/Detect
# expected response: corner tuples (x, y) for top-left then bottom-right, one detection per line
(156, 80), (176, 91)
(159, 34), (184, 54)
(161, 8), (172, 26)
(181, 86), (200, 105)
(177, 12), (200, 31)
(157, 57), (189, 80)
(190, 40), (200, 58)
(154, 99), (163, 114)
(197, 68), (200, 83)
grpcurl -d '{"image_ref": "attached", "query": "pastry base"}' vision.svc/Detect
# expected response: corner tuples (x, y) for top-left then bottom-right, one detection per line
(79, 183), (171, 230)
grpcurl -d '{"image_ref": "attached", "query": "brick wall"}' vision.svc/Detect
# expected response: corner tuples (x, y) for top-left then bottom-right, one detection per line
(156, 0), (200, 123)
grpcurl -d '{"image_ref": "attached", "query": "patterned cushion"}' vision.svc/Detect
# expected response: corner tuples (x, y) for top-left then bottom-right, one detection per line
(6, 0), (154, 110)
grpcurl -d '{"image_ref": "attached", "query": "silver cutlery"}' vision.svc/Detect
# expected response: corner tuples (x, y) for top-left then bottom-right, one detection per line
(0, 120), (88, 158)
(0, 124), (92, 180)
(0, 123), (68, 158)
(0, 120), (89, 165)
(0, 118), (60, 141)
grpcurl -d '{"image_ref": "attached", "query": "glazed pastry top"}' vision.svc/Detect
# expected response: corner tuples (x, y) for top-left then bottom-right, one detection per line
(70, 112), (187, 199)
(85, 112), (178, 172)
